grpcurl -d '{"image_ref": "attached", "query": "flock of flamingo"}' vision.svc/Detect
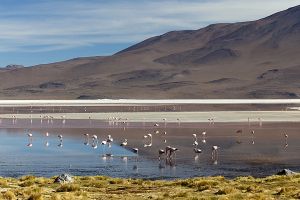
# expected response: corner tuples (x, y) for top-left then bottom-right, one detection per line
(16, 114), (290, 168)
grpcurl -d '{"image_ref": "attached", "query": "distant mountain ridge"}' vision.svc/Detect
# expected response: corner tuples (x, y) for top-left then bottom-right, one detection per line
(0, 5), (300, 99)
(1, 64), (24, 70)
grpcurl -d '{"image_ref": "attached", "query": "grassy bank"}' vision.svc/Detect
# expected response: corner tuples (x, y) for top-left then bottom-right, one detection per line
(0, 175), (299, 200)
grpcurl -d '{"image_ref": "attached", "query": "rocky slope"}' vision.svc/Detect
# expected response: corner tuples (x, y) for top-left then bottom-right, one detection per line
(1, 5), (300, 99)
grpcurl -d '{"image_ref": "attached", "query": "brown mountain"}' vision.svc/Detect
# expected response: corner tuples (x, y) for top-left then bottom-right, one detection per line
(1, 5), (300, 99)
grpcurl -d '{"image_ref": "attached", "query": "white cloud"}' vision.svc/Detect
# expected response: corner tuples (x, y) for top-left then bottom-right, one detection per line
(0, 0), (300, 52)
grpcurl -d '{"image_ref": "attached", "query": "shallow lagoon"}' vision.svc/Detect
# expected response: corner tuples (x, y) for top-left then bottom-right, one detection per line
(0, 119), (299, 179)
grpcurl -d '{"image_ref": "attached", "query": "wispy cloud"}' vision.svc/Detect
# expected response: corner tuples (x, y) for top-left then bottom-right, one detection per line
(0, 0), (300, 52)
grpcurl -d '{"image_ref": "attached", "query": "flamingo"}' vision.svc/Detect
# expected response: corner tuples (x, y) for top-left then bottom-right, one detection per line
(169, 147), (179, 159)
(58, 135), (63, 141)
(236, 129), (242, 144)
(84, 133), (90, 145)
(193, 140), (199, 146)
(212, 146), (219, 159)
(163, 118), (167, 127)
(132, 148), (139, 154)
(91, 135), (98, 149)
(192, 134), (198, 146)
(106, 135), (113, 155)
(177, 118), (180, 126)
(144, 134), (152, 147)
(194, 148), (202, 154)
(106, 135), (113, 143)
(132, 148), (139, 162)
(158, 149), (165, 160)
(120, 139), (128, 146)
(258, 118), (262, 127)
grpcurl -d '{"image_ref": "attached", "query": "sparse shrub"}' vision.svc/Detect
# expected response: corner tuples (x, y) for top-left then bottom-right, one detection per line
(276, 187), (295, 195)
(163, 192), (170, 197)
(197, 185), (211, 192)
(215, 187), (237, 195)
(174, 191), (188, 198)
(19, 175), (36, 182)
(2, 190), (16, 200)
(108, 178), (123, 184)
(50, 194), (61, 200)
(131, 179), (143, 185)
(19, 179), (35, 187)
(27, 193), (43, 200)
(83, 180), (107, 188)
(56, 184), (80, 192)
(0, 178), (8, 187)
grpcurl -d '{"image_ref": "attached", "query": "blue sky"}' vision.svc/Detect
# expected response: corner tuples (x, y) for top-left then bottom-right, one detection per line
(1, 0), (300, 67)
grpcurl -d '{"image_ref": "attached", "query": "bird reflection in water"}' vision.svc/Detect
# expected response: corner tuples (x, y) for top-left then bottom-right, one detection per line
(91, 135), (98, 149)
(211, 146), (219, 165)
(143, 134), (152, 147)
(284, 133), (289, 148)
(45, 132), (50, 147)
(27, 132), (33, 147)
(251, 130), (255, 145)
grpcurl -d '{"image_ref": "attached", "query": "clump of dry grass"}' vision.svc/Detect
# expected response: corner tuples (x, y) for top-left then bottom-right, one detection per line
(0, 178), (8, 187)
(56, 184), (80, 192)
(215, 186), (237, 195)
(27, 193), (43, 200)
(0, 174), (298, 199)
(1, 190), (16, 200)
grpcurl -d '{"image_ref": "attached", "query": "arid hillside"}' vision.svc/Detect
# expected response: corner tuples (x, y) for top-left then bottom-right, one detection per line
(1, 5), (300, 99)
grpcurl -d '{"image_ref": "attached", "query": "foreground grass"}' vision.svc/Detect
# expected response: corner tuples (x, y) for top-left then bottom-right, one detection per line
(0, 174), (299, 200)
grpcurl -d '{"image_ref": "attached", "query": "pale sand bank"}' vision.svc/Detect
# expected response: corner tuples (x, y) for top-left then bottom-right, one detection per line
(1, 111), (300, 122)
(1, 99), (300, 107)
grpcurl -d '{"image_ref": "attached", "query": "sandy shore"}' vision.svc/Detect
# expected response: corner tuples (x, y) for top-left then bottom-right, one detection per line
(1, 111), (300, 122)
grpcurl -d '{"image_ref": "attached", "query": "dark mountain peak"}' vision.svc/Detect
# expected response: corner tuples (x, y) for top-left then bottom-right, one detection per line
(262, 4), (300, 23)
(117, 5), (300, 56)
(4, 64), (24, 70)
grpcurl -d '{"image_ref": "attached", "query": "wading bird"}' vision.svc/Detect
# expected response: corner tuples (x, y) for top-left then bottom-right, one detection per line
(211, 146), (219, 160)
(192, 134), (198, 146)
(144, 134), (152, 147)
(106, 135), (113, 143)
(120, 139), (128, 146)
(91, 135), (98, 149)
(236, 129), (243, 144)
(83, 133), (90, 145)
(158, 149), (165, 160)
(57, 135), (63, 147)
(194, 148), (202, 154)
